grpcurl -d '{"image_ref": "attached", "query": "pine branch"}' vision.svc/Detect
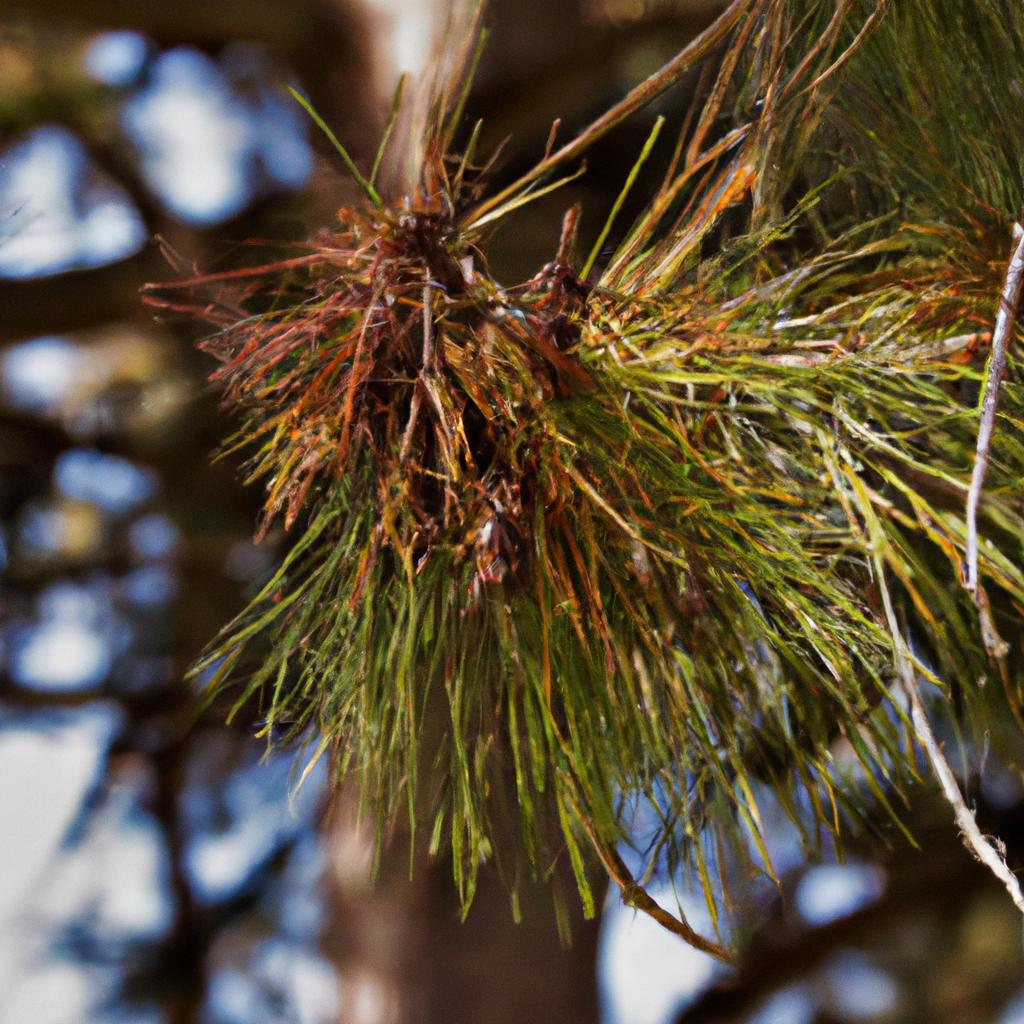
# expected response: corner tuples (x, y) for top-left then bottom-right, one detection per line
(146, 0), (1024, 948)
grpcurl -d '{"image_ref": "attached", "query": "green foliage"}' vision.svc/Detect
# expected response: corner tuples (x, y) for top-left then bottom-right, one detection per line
(833, 0), (1024, 223)
(148, 0), (1024, 954)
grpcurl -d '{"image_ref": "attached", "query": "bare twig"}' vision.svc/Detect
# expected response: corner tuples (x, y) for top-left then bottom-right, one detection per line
(904, 673), (1024, 916)
(964, 223), (1024, 656)
(574, 801), (732, 961)
(859, 497), (1024, 917)
(461, 0), (754, 228)
(422, 280), (436, 372)
(399, 385), (423, 464)
(873, 553), (1024, 917)
(400, 281), (436, 463)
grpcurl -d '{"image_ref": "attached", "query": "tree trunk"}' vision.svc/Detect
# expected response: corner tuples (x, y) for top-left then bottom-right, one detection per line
(327, 790), (604, 1024)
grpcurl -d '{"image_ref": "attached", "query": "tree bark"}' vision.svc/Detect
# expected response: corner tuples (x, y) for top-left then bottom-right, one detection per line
(326, 789), (604, 1024)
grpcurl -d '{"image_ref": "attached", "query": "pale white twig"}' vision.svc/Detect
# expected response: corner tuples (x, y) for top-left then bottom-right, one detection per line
(873, 556), (1024, 916)
(964, 223), (1024, 656)
(904, 674), (1024, 915)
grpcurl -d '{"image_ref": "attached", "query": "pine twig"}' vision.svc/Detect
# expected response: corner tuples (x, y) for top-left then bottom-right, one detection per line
(574, 802), (732, 962)
(964, 223), (1024, 657)
(904, 673), (1024, 917)
(400, 280), (435, 463)
(871, 538), (1024, 918)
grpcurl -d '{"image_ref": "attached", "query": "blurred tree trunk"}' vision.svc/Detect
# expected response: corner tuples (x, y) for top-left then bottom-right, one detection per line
(327, 782), (604, 1024)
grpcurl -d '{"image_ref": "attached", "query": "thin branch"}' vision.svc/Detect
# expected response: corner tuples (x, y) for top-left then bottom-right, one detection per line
(679, 830), (1000, 1024)
(904, 673), (1024, 916)
(400, 280), (435, 464)
(399, 385), (423, 464)
(575, 804), (732, 962)
(461, 0), (754, 228)
(422, 279), (437, 372)
(964, 223), (1024, 656)
(869, 530), (1024, 917)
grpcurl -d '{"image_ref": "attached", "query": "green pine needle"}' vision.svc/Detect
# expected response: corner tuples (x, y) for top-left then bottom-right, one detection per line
(288, 86), (383, 206)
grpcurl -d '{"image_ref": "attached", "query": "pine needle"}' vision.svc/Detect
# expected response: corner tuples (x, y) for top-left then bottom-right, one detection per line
(288, 87), (383, 206)
(580, 115), (665, 280)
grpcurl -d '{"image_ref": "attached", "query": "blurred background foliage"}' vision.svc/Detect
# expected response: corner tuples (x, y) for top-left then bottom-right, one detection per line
(1, 1), (1024, 1023)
